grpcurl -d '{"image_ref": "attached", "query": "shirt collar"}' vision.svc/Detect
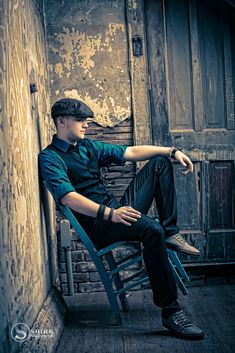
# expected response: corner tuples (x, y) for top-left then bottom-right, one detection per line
(52, 134), (79, 152)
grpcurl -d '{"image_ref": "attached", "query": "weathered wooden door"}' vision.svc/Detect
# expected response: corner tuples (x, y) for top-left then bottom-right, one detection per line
(145, 0), (235, 262)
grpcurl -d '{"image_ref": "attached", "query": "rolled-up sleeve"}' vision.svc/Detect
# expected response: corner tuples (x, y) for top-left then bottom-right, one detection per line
(88, 139), (128, 167)
(38, 150), (76, 203)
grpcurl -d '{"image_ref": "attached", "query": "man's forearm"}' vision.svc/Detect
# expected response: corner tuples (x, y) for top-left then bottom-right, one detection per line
(61, 192), (111, 219)
(124, 145), (172, 162)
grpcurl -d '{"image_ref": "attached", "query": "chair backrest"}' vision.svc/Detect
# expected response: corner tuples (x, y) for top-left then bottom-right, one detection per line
(59, 204), (97, 255)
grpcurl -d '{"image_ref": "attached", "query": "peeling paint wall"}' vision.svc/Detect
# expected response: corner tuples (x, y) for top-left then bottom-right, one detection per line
(45, 0), (132, 127)
(0, 0), (56, 351)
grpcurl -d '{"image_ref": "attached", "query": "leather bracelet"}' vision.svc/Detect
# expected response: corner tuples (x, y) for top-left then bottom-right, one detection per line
(170, 146), (182, 159)
(108, 208), (114, 222)
(97, 204), (106, 222)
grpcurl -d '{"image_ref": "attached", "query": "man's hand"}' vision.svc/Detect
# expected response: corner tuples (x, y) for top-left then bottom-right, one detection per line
(174, 151), (193, 175)
(112, 206), (141, 226)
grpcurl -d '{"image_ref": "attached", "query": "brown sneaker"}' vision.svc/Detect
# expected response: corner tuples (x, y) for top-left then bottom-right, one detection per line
(166, 234), (200, 256)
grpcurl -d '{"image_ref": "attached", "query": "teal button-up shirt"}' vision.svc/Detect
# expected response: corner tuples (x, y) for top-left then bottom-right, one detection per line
(38, 135), (127, 206)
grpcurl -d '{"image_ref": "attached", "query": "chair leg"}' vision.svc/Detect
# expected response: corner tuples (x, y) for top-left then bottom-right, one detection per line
(93, 256), (122, 325)
(168, 256), (188, 295)
(168, 249), (190, 283)
(104, 252), (130, 312)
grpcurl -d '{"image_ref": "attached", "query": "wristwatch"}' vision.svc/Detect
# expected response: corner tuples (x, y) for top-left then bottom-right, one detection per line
(170, 146), (182, 159)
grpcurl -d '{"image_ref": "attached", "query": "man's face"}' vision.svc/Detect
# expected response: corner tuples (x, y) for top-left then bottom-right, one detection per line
(59, 115), (90, 140)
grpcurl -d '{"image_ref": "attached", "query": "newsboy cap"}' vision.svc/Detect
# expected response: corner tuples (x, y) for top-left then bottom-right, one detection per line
(51, 98), (94, 120)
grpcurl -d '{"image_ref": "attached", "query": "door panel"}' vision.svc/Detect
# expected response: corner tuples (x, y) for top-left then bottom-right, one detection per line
(198, 0), (226, 128)
(145, 0), (235, 262)
(209, 161), (235, 229)
(165, 0), (194, 129)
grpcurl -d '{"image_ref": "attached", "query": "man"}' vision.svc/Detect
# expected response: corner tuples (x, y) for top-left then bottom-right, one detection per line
(39, 98), (204, 339)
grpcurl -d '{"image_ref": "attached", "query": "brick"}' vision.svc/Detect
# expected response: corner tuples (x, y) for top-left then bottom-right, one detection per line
(73, 273), (89, 283)
(59, 273), (68, 284)
(76, 262), (97, 272)
(59, 263), (67, 273)
(58, 250), (66, 262)
(113, 244), (141, 260)
(78, 282), (104, 293)
(59, 272), (89, 284)
(71, 240), (85, 250)
(83, 250), (92, 262)
(61, 283), (77, 295)
(102, 260), (110, 270)
(71, 250), (84, 262)
(59, 262), (76, 273)
(70, 241), (76, 251)
(89, 272), (101, 282)
(120, 269), (143, 280)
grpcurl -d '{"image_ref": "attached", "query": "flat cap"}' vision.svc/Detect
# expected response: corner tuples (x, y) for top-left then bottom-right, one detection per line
(51, 98), (94, 120)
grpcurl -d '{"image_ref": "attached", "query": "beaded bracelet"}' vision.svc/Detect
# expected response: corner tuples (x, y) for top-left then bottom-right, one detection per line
(108, 208), (114, 222)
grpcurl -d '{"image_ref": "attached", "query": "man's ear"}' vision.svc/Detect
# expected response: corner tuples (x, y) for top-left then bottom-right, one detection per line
(57, 116), (67, 127)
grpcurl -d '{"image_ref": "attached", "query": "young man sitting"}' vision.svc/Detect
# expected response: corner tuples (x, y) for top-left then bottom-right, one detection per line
(39, 98), (204, 340)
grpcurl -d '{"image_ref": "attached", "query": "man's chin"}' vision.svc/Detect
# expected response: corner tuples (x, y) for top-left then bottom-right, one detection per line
(74, 134), (85, 141)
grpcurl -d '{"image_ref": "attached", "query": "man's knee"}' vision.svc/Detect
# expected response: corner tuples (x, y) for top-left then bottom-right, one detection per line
(151, 155), (171, 165)
(142, 217), (166, 244)
(148, 155), (173, 173)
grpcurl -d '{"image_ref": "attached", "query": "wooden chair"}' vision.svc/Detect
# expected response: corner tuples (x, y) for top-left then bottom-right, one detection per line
(59, 204), (190, 325)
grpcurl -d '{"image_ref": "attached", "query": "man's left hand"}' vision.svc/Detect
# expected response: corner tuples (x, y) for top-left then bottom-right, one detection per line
(174, 151), (193, 175)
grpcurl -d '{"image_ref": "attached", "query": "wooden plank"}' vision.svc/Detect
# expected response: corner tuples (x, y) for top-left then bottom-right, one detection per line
(87, 126), (133, 134)
(86, 132), (133, 141)
(103, 172), (136, 179)
(125, 0), (152, 147)
(56, 285), (235, 353)
(223, 3), (235, 130)
(164, 0), (194, 130)
(87, 119), (133, 134)
(197, 0), (226, 128)
(170, 129), (235, 161)
(209, 161), (235, 229)
(105, 163), (136, 172)
(188, 0), (204, 131)
(174, 162), (201, 230)
(145, 0), (171, 146)
(86, 115), (135, 200)
(106, 179), (134, 188)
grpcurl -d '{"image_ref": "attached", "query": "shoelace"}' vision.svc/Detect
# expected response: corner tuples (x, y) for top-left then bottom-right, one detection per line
(174, 234), (187, 244)
(173, 310), (191, 328)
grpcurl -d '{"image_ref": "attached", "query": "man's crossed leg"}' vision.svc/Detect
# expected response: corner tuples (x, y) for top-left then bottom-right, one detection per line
(88, 156), (203, 339)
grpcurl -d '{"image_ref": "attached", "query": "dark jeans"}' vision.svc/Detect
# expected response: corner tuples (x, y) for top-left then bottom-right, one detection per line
(86, 156), (180, 309)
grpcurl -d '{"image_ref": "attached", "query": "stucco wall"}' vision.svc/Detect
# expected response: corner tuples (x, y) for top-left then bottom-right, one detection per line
(45, 0), (132, 127)
(0, 0), (57, 351)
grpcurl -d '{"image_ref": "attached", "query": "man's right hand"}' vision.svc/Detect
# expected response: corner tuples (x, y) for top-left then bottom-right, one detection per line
(112, 206), (141, 226)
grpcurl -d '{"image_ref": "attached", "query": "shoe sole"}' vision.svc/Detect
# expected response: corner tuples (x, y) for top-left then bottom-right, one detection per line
(167, 243), (200, 256)
(163, 323), (204, 340)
